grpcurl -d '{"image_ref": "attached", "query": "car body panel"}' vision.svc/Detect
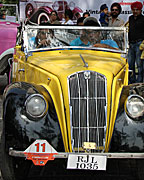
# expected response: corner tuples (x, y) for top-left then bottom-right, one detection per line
(0, 22), (19, 55)
(0, 4), (19, 78)
(13, 42), (129, 153)
(1, 25), (144, 180)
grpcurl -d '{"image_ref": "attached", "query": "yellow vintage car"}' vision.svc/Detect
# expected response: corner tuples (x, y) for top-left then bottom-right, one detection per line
(0, 25), (144, 180)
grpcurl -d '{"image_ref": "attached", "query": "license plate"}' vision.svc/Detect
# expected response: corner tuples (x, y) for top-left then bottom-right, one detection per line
(67, 154), (107, 170)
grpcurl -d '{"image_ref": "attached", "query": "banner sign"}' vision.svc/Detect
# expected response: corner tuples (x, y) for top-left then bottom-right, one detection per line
(20, 0), (144, 23)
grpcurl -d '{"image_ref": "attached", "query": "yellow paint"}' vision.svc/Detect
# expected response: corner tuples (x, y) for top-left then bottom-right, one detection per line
(13, 48), (128, 152)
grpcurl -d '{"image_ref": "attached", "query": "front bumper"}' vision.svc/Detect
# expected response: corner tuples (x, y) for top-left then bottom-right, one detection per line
(9, 148), (144, 159)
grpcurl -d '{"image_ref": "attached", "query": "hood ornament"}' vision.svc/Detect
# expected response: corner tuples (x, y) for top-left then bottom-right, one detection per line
(84, 71), (91, 79)
(80, 54), (88, 68)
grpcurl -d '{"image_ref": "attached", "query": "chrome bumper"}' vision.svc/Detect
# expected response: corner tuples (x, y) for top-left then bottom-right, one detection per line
(9, 148), (144, 159)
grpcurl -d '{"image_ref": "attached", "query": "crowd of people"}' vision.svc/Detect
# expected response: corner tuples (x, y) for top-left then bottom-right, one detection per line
(34, 1), (144, 83)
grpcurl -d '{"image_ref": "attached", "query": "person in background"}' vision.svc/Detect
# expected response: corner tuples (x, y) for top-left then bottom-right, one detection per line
(75, 12), (81, 20)
(62, 9), (74, 25)
(74, 16), (119, 49)
(83, 17), (119, 49)
(35, 30), (50, 48)
(99, 4), (109, 26)
(0, 10), (6, 20)
(139, 40), (144, 82)
(83, 11), (90, 18)
(108, 2), (124, 27)
(77, 17), (85, 25)
(70, 29), (91, 46)
(49, 11), (61, 24)
(128, 1), (144, 83)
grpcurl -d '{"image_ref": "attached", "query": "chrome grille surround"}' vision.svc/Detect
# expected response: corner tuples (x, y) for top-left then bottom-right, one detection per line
(67, 71), (107, 152)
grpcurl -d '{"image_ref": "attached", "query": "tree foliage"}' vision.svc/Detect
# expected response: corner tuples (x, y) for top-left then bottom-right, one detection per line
(1, 0), (19, 5)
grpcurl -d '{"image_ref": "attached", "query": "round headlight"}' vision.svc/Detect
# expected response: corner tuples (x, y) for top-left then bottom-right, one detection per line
(126, 95), (144, 119)
(25, 94), (47, 118)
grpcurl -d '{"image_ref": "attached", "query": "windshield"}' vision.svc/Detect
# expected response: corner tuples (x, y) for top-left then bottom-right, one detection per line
(24, 26), (128, 53)
(0, 4), (19, 23)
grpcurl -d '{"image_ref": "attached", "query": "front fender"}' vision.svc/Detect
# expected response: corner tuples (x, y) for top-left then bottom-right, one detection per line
(110, 83), (144, 152)
(3, 82), (64, 152)
(0, 49), (13, 75)
(0, 48), (14, 61)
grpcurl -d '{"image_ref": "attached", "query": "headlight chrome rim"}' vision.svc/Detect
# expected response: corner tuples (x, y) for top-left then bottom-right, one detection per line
(25, 94), (47, 118)
(126, 94), (144, 119)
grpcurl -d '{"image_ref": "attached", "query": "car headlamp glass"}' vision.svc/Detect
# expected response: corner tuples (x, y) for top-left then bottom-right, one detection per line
(25, 94), (47, 118)
(126, 95), (144, 119)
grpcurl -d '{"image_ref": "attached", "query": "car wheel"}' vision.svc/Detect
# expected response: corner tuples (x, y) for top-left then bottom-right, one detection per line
(0, 54), (12, 76)
(37, 12), (49, 24)
(0, 133), (15, 180)
(0, 132), (32, 180)
(25, 1), (36, 19)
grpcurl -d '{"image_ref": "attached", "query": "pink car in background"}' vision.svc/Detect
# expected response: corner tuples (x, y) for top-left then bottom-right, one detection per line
(24, 0), (83, 24)
(0, 4), (19, 77)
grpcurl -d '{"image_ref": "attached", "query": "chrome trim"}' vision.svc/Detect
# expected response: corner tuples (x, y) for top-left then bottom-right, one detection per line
(25, 94), (47, 118)
(25, 26), (128, 54)
(9, 148), (144, 159)
(126, 94), (144, 119)
(80, 54), (88, 68)
(68, 71), (107, 152)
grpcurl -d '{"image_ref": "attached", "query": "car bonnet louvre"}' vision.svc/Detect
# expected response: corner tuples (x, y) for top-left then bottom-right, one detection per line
(68, 71), (107, 152)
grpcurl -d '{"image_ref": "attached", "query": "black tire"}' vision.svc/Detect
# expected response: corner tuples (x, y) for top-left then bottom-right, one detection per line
(0, 132), (33, 180)
(0, 133), (15, 180)
(37, 12), (49, 24)
(25, 3), (34, 19)
(0, 54), (12, 76)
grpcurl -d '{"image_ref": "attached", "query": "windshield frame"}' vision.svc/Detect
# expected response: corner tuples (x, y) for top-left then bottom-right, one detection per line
(23, 25), (128, 54)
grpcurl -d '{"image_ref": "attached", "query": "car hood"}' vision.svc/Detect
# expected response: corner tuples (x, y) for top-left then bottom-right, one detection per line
(29, 50), (126, 78)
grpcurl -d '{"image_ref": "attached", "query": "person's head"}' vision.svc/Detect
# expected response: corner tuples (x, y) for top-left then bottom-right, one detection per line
(83, 17), (101, 43)
(83, 11), (90, 18)
(64, 9), (73, 20)
(0, 10), (6, 19)
(50, 10), (59, 23)
(83, 17), (100, 26)
(77, 17), (85, 25)
(100, 4), (108, 14)
(36, 30), (47, 44)
(110, 2), (122, 18)
(131, 1), (143, 17)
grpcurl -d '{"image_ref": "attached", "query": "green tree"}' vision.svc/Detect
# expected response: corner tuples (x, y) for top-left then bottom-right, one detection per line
(1, 0), (19, 5)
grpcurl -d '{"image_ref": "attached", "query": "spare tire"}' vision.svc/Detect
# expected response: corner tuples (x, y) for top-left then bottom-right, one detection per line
(25, 1), (37, 19)
(37, 12), (49, 24)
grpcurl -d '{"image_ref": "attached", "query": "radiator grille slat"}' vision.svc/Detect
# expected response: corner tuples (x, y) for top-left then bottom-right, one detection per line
(68, 71), (107, 152)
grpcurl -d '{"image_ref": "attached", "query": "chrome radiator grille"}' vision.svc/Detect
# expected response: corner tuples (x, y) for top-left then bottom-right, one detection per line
(68, 71), (107, 152)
